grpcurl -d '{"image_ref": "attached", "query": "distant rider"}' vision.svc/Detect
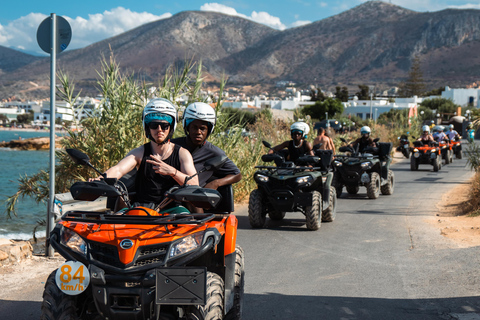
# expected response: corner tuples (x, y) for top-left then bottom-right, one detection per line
(433, 126), (448, 142)
(269, 121), (314, 162)
(350, 126), (376, 153)
(417, 125), (434, 144)
(446, 124), (460, 141)
(313, 127), (335, 154)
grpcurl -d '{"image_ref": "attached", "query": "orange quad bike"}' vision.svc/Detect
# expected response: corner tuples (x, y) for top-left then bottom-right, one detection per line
(40, 149), (244, 320)
(438, 139), (454, 165)
(410, 140), (442, 172)
(450, 136), (462, 159)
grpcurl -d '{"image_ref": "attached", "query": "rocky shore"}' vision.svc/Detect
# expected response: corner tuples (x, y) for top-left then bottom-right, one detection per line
(0, 136), (63, 150)
(0, 238), (36, 266)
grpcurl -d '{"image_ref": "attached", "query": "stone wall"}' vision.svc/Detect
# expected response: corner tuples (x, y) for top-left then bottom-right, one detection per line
(0, 238), (34, 266)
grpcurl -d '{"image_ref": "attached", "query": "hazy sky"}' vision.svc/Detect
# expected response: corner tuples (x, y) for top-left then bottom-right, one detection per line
(1, 0), (480, 55)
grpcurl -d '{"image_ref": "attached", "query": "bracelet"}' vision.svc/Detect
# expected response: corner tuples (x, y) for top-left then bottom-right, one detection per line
(173, 169), (177, 177)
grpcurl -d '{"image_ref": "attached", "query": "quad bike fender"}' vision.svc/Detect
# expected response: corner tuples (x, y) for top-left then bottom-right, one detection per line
(224, 215), (238, 256)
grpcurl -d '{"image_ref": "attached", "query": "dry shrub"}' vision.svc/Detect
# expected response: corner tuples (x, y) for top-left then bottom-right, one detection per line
(465, 171), (480, 217)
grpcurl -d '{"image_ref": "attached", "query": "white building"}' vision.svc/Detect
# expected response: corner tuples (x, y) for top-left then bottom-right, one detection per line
(4, 101), (42, 113)
(0, 106), (26, 123)
(343, 96), (422, 120)
(440, 86), (480, 107)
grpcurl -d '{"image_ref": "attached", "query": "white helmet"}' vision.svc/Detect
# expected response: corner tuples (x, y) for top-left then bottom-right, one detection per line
(183, 102), (216, 136)
(360, 126), (371, 135)
(449, 124), (454, 129)
(422, 125), (430, 133)
(290, 122), (310, 138)
(142, 98), (178, 142)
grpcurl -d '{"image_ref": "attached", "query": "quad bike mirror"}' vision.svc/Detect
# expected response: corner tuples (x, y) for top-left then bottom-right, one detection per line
(374, 138), (380, 143)
(262, 141), (272, 149)
(340, 138), (347, 143)
(183, 155), (228, 186)
(66, 148), (105, 177)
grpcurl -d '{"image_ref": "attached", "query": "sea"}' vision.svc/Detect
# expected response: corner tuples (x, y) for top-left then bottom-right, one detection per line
(0, 129), (63, 240)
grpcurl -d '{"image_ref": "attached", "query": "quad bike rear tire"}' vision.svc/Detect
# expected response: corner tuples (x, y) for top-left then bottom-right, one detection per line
(332, 174), (343, 198)
(346, 185), (359, 194)
(187, 272), (224, 320)
(366, 172), (381, 199)
(457, 150), (463, 159)
(248, 189), (266, 228)
(402, 148), (409, 159)
(225, 246), (245, 320)
(380, 170), (395, 195)
(433, 157), (440, 172)
(305, 191), (322, 230)
(40, 270), (98, 320)
(410, 156), (418, 171)
(322, 186), (337, 222)
(268, 210), (286, 221)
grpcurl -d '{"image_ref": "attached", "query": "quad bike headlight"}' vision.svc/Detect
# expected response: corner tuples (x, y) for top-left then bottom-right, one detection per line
(296, 175), (314, 185)
(361, 162), (372, 169)
(255, 173), (269, 183)
(169, 233), (204, 258)
(60, 226), (87, 256)
(413, 148), (419, 152)
(333, 160), (343, 167)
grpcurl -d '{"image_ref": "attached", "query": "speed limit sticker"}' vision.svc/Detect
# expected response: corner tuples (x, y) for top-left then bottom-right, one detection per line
(55, 261), (90, 295)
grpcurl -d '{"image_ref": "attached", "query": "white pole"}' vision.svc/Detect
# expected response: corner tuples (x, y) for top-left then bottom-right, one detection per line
(46, 13), (56, 257)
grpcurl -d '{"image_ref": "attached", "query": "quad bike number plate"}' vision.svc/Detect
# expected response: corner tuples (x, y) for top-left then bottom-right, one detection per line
(156, 267), (206, 305)
(55, 261), (90, 296)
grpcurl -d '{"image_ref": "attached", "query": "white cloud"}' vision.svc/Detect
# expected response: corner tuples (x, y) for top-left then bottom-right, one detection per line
(201, 2), (287, 30)
(0, 7), (170, 55)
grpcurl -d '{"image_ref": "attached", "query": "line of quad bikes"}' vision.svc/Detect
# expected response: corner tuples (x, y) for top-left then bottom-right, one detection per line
(39, 134), (460, 320)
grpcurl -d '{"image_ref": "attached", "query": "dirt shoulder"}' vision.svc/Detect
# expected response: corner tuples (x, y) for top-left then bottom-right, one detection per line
(426, 176), (480, 248)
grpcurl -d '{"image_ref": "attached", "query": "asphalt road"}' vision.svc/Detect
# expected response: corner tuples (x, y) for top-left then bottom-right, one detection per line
(1, 145), (480, 320)
(238, 146), (480, 319)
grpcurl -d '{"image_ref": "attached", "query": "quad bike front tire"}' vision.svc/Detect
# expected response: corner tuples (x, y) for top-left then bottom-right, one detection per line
(449, 150), (454, 163)
(41, 270), (97, 320)
(268, 210), (286, 221)
(305, 191), (322, 230)
(248, 189), (266, 228)
(410, 156), (418, 171)
(402, 148), (410, 159)
(187, 272), (224, 320)
(366, 172), (381, 199)
(444, 151), (451, 164)
(225, 246), (245, 320)
(322, 186), (337, 222)
(380, 170), (395, 195)
(433, 156), (440, 172)
(456, 149), (463, 159)
(332, 173), (343, 198)
(346, 185), (359, 194)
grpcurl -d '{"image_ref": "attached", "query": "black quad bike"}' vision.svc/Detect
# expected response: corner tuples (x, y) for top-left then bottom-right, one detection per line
(332, 138), (394, 199)
(248, 141), (336, 231)
(41, 149), (244, 320)
(396, 134), (411, 159)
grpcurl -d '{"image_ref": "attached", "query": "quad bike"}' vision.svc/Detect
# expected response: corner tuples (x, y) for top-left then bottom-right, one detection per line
(332, 138), (394, 199)
(396, 134), (411, 159)
(248, 141), (336, 231)
(450, 136), (462, 159)
(40, 149), (244, 320)
(438, 138), (454, 164)
(410, 139), (442, 171)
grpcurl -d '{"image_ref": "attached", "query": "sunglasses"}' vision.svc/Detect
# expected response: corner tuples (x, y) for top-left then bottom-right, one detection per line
(148, 122), (170, 130)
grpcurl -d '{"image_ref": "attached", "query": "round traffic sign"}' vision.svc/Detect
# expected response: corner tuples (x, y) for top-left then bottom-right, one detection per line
(37, 15), (72, 54)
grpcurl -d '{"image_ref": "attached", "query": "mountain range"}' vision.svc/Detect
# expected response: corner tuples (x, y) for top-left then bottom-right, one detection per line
(3, 0), (480, 99)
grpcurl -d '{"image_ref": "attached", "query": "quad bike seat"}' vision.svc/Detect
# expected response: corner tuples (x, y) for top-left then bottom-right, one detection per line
(377, 142), (392, 160)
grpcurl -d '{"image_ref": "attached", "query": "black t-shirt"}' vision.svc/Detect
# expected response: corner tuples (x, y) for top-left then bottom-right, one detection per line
(287, 140), (308, 163)
(172, 137), (240, 187)
(353, 137), (374, 153)
(134, 142), (181, 206)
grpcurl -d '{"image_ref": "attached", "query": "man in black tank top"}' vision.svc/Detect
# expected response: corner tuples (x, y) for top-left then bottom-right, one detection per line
(268, 121), (314, 163)
(90, 98), (198, 209)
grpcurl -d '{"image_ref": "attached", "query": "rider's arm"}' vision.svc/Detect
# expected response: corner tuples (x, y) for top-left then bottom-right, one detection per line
(101, 147), (142, 180)
(269, 141), (289, 154)
(304, 141), (314, 156)
(177, 148), (199, 186)
(204, 173), (242, 190)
